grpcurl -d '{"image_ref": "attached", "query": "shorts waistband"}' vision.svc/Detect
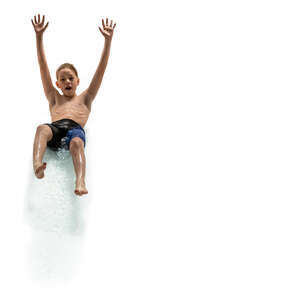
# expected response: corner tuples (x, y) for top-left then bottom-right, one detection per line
(51, 119), (85, 132)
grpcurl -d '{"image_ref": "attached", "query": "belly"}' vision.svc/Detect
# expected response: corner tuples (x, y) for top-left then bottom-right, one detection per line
(50, 104), (90, 127)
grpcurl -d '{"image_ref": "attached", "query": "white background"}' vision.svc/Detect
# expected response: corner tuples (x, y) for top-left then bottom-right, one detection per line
(0, 0), (300, 299)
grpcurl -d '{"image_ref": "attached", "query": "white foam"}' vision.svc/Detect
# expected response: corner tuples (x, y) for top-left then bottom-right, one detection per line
(24, 146), (90, 282)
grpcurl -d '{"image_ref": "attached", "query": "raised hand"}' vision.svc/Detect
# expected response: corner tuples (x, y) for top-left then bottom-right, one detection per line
(31, 14), (49, 36)
(98, 18), (116, 40)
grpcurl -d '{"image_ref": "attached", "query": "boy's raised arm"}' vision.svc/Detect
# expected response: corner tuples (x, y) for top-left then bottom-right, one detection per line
(85, 18), (116, 104)
(31, 14), (56, 104)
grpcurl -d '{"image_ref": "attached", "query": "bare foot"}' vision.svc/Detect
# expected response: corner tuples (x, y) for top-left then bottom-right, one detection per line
(34, 162), (47, 179)
(75, 180), (88, 196)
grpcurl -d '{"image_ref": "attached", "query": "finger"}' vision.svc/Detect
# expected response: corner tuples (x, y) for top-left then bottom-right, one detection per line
(102, 18), (105, 28)
(106, 17), (108, 26)
(44, 21), (49, 31)
(31, 19), (35, 28)
(38, 14), (40, 23)
(34, 15), (37, 24)
(42, 15), (45, 25)
(98, 26), (104, 35)
(113, 23), (116, 29)
(110, 20), (113, 27)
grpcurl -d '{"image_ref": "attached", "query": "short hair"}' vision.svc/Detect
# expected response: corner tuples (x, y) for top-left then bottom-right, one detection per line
(56, 63), (78, 79)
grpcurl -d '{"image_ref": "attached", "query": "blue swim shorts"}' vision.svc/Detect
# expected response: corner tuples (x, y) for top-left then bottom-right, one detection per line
(44, 118), (86, 151)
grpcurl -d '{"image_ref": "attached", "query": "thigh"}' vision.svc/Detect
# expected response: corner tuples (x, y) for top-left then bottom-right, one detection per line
(37, 124), (53, 142)
(43, 123), (65, 150)
(66, 127), (86, 149)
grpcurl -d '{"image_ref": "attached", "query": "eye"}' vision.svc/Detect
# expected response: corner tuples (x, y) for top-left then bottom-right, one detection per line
(61, 79), (65, 81)
(70, 78), (74, 81)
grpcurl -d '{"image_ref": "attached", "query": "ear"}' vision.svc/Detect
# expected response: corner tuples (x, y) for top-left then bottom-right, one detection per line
(77, 78), (80, 86)
(56, 81), (60, 88)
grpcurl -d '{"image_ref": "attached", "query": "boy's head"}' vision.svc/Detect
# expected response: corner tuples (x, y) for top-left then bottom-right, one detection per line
(56, 63), (80, 97)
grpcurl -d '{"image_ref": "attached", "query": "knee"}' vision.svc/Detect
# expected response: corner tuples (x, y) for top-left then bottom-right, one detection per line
(69, 137), (84, 152)
(36, 124), (52, 138)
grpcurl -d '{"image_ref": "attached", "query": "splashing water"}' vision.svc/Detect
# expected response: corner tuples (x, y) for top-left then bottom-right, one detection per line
(24, 147), (90, 282)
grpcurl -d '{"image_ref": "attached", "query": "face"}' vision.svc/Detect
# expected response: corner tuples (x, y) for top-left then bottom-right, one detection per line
(56, 68), (80, 97)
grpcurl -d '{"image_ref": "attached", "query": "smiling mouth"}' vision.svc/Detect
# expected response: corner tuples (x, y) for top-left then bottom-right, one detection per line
(65, 87), (72, 90)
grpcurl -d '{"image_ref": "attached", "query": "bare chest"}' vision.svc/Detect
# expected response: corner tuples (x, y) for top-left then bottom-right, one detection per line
(49, 95), (91, 127)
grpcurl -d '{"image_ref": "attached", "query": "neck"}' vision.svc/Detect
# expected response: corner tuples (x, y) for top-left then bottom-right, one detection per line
(64, 92), (77, 99)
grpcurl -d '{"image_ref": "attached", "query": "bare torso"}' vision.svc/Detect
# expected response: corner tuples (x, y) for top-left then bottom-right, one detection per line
(49, 90), (91, 128)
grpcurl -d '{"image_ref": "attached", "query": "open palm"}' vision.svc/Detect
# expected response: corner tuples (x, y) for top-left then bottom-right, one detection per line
(98, 18), (116, 40)
(31, 14), (49, 35)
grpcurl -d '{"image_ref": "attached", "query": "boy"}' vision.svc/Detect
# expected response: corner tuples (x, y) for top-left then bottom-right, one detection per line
(31, 14), (116, 196)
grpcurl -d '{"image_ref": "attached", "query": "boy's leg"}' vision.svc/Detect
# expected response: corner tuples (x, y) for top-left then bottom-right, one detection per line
(33, 124), (53, 179)
(69, 137), (88, 196)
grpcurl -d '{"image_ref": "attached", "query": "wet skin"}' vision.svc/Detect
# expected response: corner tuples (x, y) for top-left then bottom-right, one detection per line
(31, 14), (116, 196)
